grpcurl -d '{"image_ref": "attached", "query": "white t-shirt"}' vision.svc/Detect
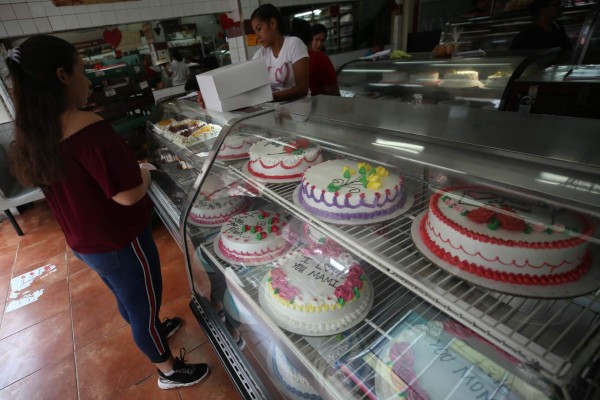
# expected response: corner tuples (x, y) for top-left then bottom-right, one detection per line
(170, 60), (189, 86)
(252, 36), (308, 92)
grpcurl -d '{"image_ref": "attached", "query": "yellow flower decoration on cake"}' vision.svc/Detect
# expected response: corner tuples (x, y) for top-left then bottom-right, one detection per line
(375, 166), (389, 177)
(366, 174), (382, 189)
(357, 162), (372, 173)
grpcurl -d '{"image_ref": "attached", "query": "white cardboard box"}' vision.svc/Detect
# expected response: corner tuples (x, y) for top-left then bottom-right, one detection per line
(196, 59), (273, 112)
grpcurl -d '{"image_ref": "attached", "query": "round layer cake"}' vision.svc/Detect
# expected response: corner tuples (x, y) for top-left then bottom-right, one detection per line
(217, 133), (260, 160)
(247, 138), (323, 181)
(271, 344), (321, 400)
(420, 186), (593, 285)
(262, 249), (373, 334)
(297, 160), (406, 223)
(409, 72), (440, 86)
(217, 210), (291, 265)
(440, 70), (480, 88)
(485, 71), (511, 89)
(189, 175), (249, 226)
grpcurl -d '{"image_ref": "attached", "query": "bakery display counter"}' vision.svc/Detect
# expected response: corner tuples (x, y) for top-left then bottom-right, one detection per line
(337, 55), (526, 109)
(145, 97), (270, 246)
(171, 96), (600, 399)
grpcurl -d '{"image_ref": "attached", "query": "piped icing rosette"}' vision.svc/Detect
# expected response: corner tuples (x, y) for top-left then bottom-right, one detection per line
(263, 249), (373, 334)
(217, 210), (291, 265)
(297, 160), (406, 223)
(420, 186), (594, 285)
(217, 133), (261, 160)
(247, 138), (323, 181)
(189, 174), (249, 226)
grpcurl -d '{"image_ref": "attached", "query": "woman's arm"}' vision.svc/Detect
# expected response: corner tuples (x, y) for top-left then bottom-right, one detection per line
(112, 166), (151, 206)
(272, 57), (309, 102)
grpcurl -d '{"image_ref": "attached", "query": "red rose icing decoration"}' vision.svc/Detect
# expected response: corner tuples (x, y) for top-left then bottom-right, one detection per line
(496, 206), (526, 231)
(283, 138), (311, 153)
(345, 277), (363, 290)
(466, 207), (495, 224)
(348, 264), (364, 279)
(335, 286), (354, 301)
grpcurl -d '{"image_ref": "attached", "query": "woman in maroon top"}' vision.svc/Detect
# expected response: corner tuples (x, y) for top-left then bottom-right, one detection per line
(291, 18), (340, 96)
(6, 35), (209, 390)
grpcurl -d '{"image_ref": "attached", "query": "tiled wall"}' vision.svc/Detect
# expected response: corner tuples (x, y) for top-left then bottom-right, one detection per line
(0, 0), (237, 38)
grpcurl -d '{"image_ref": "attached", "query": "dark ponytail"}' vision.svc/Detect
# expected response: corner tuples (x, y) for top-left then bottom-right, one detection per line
(6, 34), (78, 187)
(251, 4), (288, 35)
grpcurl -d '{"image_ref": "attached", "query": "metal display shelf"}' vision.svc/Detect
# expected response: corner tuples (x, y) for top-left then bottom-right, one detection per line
(221, 154), (600, 388)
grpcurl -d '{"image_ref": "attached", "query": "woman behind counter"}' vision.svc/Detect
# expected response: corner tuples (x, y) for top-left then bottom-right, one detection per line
(510, 0), (572, 57)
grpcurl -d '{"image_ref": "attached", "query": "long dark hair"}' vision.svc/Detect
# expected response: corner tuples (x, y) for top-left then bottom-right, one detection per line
(6, 35), (78, 187)
(290, 18), (312, 46)
(251, 4), (288, 35)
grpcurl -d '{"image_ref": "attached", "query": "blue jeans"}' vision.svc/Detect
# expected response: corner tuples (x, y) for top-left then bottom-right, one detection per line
(73, 225), (170, 363)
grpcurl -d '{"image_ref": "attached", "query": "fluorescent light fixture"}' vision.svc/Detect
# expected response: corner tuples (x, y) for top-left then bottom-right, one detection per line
(294, 11), (313, 18)
(313, 9), (322, 16)
(373, 139), (424, 154)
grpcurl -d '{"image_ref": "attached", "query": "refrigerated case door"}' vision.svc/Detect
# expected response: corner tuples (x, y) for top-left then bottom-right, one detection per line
(337, 55), (526, 110)
(181, 95), (600, 400)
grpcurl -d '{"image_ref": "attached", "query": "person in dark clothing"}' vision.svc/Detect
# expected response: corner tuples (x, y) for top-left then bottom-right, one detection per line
(290, 18), (340, 96)
(510, 0), (572, 56)
(311, 23), (328, 51)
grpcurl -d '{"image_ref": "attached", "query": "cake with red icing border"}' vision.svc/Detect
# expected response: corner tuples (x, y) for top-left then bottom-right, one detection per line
(217, 210), (291, 265)
(247, 138), (322, 181)
(189, 175), (249, 226)
(419, 186), (593, 285)
(217, 133), (260, 160)
(297, 160), (406, 223)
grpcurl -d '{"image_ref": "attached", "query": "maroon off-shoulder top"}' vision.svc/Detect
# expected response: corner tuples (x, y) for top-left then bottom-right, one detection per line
(43, 120), (153, 253)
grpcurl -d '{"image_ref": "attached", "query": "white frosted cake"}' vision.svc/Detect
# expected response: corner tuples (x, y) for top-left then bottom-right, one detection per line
(419, 186), (593, 285)
(381, 71), (408, 83)
(217, 133), (260, 160)
(263, 249), (372, 334)
(189, 175), (249, 226)
(247, 138), (323, 181)
(271, 344), (321, 400)
(440, 71), (481, 88)
(297, 160), (406, 224)
(217, 210), (291, 265)
(485, 71), (511, 89)
(409, 72), (440, 86)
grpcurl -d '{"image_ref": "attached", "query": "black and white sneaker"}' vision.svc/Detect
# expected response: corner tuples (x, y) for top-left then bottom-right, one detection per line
(160, 317), (182, 339)
(236, 336), (246, 351)
(157, 348), (210, 389)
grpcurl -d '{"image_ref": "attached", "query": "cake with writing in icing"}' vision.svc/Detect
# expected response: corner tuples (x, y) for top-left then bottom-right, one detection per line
(261, 249), (373, 335)
(216, 210), (291, 265)
(419, 186), (593, 285)
(189, 175), (250, 226)
(270, 344), (321, 400)
(297, 160), (407, 224)
(247, 138), (323, 181)
(217, 133), (261, 160)
(440, 70), (481, 88)
(383, 319), (528, 400)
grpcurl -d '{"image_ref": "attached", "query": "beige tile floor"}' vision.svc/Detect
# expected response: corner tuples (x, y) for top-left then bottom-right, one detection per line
(0, 200), (241, 399)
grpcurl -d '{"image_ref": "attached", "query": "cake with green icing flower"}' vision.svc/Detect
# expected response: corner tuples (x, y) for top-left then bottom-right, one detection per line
(297, 159), (406, 223)
(420, 186), (594, 285)
(262, 249), (373, 335)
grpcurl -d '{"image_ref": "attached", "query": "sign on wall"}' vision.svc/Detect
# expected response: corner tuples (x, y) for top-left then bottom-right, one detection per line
(52, 0), (138, 6)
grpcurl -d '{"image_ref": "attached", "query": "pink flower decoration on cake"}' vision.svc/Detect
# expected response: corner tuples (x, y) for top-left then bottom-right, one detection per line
(444, 198), (455, 206)
(270, 268), (286, 280)
(531, 222), (547, 232)
(334, 286), (354, 301)
(271, 276), (288, 289)
(346, 277), (363, 290)
(389, 342), (413, 363)
(453, 204), (464, 212)
(348, 264), (364, 279)
(279, 285), (299, 301)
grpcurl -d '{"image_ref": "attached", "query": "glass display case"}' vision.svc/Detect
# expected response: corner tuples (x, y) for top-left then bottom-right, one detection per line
(337, 55), (527, 110)
(147, 96), (600, 400)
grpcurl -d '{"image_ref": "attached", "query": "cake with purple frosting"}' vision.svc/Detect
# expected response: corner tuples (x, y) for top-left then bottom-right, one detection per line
(297, 160), (406, 223)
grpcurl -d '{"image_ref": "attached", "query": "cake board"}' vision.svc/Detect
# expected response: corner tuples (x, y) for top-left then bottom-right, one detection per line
(242, 162), (304, 184)
(212, 234), (292, 267)
(258, 272), (375, 337)
(410, 211), (600, 299)
(187, 198), (253, 228)
(292, 185), (416, 226)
